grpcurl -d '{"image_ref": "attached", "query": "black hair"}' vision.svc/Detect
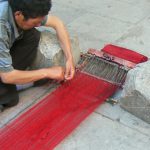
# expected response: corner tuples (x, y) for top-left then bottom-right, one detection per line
(8, 0), (52, 20)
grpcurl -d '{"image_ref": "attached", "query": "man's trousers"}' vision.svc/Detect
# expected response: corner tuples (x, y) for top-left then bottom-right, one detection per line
(0, 28), (40, 107)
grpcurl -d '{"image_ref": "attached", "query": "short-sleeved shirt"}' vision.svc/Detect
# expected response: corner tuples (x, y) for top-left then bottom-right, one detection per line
(0, 0), (47, 72)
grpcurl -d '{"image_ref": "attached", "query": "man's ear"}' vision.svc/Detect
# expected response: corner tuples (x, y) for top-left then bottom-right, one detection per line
(14, 11), (24, 20)
(14, 11), (22, 16)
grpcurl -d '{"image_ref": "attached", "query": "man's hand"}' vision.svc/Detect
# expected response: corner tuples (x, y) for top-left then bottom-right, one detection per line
(65, 58), (75, 80)
(0, 66), (65, 84)
(44, 16), (75, 80)
(48, 66), (65, 81)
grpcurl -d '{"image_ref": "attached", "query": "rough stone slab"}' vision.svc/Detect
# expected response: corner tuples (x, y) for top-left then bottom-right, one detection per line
(54, 0), (150, 24)
(120, 91), (150, 124)
(96, 103), (150, 136)
(116, 17), (150, 57)
(67, 13), (132, 52)
(55, 113), (150, 150)
(119, 109), (150, 136)
(96, 0), (150, 24)
(119, 0), (150, 4)
(117, 0), (141, 5)
(31, 29), (81, 69)
(51, 2), (87, 24)
(120, 61), (150, 124)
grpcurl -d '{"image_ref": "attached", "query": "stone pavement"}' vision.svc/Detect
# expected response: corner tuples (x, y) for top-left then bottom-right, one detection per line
(1, 0), (150, 149)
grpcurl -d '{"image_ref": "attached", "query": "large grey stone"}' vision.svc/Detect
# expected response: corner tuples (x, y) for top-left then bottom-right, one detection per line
(120, 61), (150, 123)
(31, 30), (81, 69)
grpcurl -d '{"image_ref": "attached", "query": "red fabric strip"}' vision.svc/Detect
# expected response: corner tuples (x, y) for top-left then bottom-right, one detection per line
(0, 72), (118, 150)
(102, 44), (148, 64)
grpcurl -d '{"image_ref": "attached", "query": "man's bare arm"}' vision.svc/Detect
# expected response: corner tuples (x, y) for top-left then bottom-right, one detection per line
(44, 15), (75, 80)
(0, 66), (64, 84)
(0, 16), (73, 84)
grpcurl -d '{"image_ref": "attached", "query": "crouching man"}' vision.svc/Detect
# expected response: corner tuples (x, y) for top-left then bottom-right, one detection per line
(0, 0), (75, 111)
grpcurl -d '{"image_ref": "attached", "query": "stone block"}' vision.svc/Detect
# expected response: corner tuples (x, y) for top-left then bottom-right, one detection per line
(120, 61), (150, 123)
(31, 30), (81, 69)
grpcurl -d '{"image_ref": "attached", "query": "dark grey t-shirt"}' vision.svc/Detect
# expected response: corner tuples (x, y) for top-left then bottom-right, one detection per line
(0, 0), (47, 72)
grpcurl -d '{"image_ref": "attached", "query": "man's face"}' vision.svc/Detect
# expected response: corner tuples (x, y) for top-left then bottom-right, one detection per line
(14, 11), (45, 30)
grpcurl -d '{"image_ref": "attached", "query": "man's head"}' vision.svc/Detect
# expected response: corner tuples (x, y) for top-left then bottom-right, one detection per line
(8, 0), (52, 30)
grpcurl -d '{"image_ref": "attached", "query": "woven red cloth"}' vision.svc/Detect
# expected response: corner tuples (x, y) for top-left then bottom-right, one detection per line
(102, 44), (148, 64)
(0, 72), (118, 150)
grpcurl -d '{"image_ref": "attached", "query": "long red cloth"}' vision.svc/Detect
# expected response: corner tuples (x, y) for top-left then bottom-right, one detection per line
(0, 72), (118, 150)
(102, 44), (148, 64)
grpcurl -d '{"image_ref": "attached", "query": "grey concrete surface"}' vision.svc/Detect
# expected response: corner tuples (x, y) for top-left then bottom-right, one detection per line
(52, 0), (150, 56)
(55, 113), (150, 150)
(53, 0), (150, 149)
(1, 0), (150, 150)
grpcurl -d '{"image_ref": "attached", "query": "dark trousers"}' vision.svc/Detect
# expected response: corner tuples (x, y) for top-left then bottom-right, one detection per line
(0, 28), (40, 107)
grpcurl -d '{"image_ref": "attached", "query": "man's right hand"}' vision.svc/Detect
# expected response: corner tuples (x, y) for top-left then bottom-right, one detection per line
(0, 66), (65, 84)
(47, 66), (65, 81)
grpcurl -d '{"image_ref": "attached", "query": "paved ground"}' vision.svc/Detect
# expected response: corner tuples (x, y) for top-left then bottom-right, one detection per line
(1, 0), (150, 149)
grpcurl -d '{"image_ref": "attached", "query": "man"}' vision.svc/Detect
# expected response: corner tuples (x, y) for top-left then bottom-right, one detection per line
(0, 0), (75, 111)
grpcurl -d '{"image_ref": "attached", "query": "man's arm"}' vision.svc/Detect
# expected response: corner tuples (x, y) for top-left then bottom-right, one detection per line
(0, 66), (65, 84)
(44, 15), (75, 80)
(0, 16), (74, 84)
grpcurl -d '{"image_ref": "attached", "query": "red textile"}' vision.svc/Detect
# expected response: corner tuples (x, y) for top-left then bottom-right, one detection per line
(0, 72), (118, 150)
(102, 44), (148, 64)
